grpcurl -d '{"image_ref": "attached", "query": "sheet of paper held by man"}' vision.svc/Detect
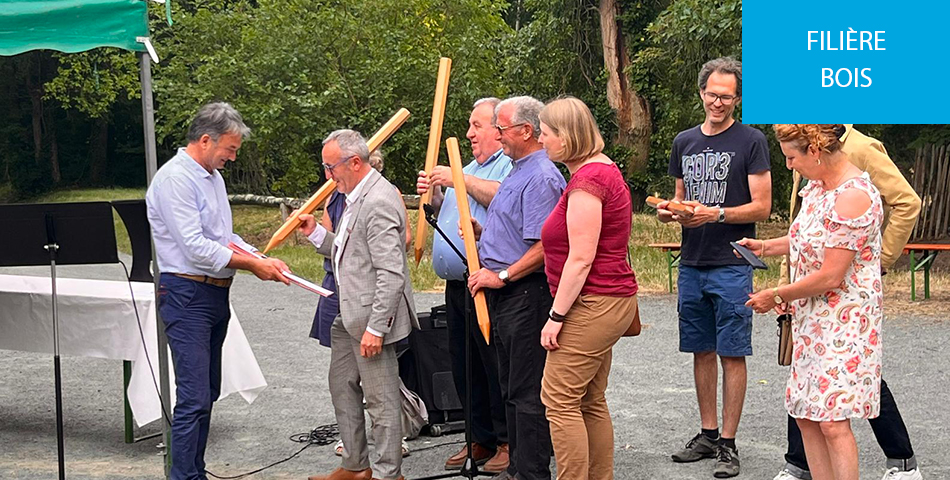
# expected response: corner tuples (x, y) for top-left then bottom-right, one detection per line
(228, 242), (333, 297)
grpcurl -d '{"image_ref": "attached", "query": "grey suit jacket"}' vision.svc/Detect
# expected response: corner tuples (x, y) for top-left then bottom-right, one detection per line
(315, 169), (419, 344)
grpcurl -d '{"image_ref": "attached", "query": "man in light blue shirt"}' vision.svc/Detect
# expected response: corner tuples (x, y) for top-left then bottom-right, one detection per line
(416, 97), (513, 473)
(146, 102), (289, 480)
(468, 96), (565, 480)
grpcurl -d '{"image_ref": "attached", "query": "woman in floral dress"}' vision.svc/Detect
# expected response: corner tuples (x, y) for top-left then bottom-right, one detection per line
(739, 124), (883, 480)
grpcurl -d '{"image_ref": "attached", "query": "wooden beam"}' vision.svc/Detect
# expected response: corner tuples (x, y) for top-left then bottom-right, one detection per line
(414, 57), (453, 264)
(446, 137), (491, 344)
(262, 108), (411, 253)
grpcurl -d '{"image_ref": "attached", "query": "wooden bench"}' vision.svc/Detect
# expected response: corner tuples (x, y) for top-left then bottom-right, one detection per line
(649, 243), (682, 293)
(648, 242), (946, 301)
(903, 243), (950, 301)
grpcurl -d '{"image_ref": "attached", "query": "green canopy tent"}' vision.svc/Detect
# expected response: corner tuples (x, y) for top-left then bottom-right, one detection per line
(0, 1), (171, 477)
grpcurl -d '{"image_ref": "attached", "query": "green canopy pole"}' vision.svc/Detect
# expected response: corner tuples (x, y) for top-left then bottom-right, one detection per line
(139, 51), (171, 479)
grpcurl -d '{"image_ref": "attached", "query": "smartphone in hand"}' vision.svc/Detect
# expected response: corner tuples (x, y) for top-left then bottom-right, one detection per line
(730, 241), (768, 270)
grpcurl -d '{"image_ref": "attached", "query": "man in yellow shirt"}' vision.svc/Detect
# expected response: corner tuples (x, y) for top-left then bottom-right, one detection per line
(775, 125), (923, 480)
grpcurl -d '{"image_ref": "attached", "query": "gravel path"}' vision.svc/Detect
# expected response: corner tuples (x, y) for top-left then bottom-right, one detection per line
(1, 263), (946, 479)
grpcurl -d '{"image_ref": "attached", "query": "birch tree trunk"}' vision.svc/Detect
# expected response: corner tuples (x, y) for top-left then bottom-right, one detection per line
(600, 0), (652, 178)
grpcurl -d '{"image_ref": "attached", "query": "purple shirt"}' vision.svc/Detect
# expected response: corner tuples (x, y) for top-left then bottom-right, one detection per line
(479, 148), (565, 272)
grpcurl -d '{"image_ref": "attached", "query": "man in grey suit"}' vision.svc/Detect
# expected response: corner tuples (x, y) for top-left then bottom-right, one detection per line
(299, 129), (419, 480)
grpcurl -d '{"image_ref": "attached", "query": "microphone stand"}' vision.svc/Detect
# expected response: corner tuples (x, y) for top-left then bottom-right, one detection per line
(413, 203), (493, 480)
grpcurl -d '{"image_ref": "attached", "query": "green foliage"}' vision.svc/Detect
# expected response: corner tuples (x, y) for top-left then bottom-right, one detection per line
(152, 0), (511, 196)
(44, 49), (141, 118)
(629, 0), (745, 199)
(2, 0), (940, 214)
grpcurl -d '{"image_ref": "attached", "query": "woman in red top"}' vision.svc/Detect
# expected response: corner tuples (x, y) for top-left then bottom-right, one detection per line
(538, 96), (639, 480)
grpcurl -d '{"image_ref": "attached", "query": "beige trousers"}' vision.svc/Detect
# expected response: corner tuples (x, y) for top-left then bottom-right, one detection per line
(541, 294), (638, 480)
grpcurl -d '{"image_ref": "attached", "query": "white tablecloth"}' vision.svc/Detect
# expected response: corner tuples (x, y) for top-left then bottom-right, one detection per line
(0, 274), (267, 427)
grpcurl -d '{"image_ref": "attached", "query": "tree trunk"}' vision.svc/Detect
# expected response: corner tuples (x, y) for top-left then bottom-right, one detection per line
(89, 116), (109, 184)
(26, 65), (43, 167)
(600, 0), (652, 181)
(48, 111), (61, 183)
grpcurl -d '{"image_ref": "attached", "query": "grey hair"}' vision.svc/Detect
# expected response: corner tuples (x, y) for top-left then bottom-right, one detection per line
(186, 102), (251, 142)
(494, 96), (544, 139)
(322, 129), (370, 163)
(473, 97), (501, 110)
(369, 149), (384, 172)
(698, 57), (742, 97)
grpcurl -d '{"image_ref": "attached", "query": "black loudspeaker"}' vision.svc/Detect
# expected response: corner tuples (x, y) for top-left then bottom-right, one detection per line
(398, 305), (464, 436)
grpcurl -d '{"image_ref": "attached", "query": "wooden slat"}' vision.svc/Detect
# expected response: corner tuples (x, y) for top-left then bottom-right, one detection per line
(446, 137), (491, 344)
(904, 243), (950, 251)
(912, 147), (923, 240)
(414, 57), (453, 264)
(931, 147), (943, 239)
(922, 144), (937, 238)
(938, 148), (950, 238)
(926, 146), (938, 239)
(931, 145), (946, 238)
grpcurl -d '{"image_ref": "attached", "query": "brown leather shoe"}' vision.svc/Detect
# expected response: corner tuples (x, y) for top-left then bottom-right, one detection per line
(482, 443), (510, 474)
(444, 443), (494, 470)
(308, 467), (372, 480)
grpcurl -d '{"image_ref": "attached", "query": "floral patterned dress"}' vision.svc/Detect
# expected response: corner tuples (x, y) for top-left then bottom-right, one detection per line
(787, 172), (884, 421)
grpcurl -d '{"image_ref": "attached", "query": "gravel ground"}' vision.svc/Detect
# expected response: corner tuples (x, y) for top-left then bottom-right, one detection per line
(0, 262), (946, 479)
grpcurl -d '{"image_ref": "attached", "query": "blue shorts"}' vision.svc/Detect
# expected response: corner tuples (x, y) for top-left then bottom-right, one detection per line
(677, 265), (754, 357)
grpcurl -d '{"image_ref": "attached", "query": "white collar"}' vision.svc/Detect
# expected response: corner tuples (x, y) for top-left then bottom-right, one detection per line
(345, 168), (376, 207)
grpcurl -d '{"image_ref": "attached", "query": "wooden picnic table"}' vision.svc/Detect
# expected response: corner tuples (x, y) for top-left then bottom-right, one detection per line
(647, 242), (948, 302)
(903, 243), (950, 301)
(649, 243), (681, 293)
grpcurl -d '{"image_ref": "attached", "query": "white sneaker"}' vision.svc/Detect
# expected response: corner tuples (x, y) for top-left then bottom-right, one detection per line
(401, 438), (410, 457)
(774, 469), (806, 480)
(882, 467), (922, 480)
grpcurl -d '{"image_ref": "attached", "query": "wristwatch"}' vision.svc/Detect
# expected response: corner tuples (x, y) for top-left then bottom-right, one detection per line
(717, 207), (726, 223)
(498, 269), (511, 285)
(772, 287), (785, 305)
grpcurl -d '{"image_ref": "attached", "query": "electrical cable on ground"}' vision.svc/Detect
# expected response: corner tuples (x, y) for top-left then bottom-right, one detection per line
(121, 262), (463, 477)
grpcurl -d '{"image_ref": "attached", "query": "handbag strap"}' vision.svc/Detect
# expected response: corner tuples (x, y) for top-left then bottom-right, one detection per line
(779, 172), (803, 286)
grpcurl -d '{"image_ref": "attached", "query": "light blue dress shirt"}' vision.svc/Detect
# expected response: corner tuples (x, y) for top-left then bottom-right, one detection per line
(479, 148), (565, 272)
(146, 148), (256, 278)
(433, 149), (512, 281)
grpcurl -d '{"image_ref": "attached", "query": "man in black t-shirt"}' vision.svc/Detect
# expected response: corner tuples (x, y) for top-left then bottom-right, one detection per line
(657, 57), (772, 479)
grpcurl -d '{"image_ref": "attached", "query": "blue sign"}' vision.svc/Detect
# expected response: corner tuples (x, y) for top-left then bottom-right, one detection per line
(743, 2), (941, 123)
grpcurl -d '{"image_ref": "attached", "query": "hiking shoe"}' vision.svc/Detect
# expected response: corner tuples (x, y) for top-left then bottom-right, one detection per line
(713, 444), (740, 478)
(882, 467), (923, 480)
(774, 469), (807, 480)
(671, 433), (719, 463)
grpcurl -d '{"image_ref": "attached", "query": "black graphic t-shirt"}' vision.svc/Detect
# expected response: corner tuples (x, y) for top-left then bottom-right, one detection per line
(668, 122), (771, 266)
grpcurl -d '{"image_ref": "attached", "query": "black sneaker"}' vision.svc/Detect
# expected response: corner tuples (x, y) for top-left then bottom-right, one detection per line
(713, 444), (740, 478)
(671, 433), (719, 463)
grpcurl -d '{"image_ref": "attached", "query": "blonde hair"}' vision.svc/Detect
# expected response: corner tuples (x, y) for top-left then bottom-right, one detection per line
(539, 96), (605, 162)
(369, 149), (384, 172)
(773, 124), (846, 154)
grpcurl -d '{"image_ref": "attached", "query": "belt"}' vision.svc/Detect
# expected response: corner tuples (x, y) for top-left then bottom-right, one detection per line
(173, 273), (233, 288)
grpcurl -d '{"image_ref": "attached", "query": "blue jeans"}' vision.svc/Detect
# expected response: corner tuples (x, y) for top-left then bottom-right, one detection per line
(158, 274), (231, 480)
(677, 265), (754, 357)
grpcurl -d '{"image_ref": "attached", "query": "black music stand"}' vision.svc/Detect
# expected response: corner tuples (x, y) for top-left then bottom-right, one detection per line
(415, 204), (494, 480)
(112, 200), (153, 283)
(0, 202), (118, 480)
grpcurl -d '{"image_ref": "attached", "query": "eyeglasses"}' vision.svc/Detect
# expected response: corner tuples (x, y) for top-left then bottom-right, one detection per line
(493, 123), (527, 134)
(702, 91), (738, 105)
(322, 156), (351, 172)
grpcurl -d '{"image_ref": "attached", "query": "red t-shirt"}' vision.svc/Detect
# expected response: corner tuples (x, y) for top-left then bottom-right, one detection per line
(541, 162), (638, 297)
